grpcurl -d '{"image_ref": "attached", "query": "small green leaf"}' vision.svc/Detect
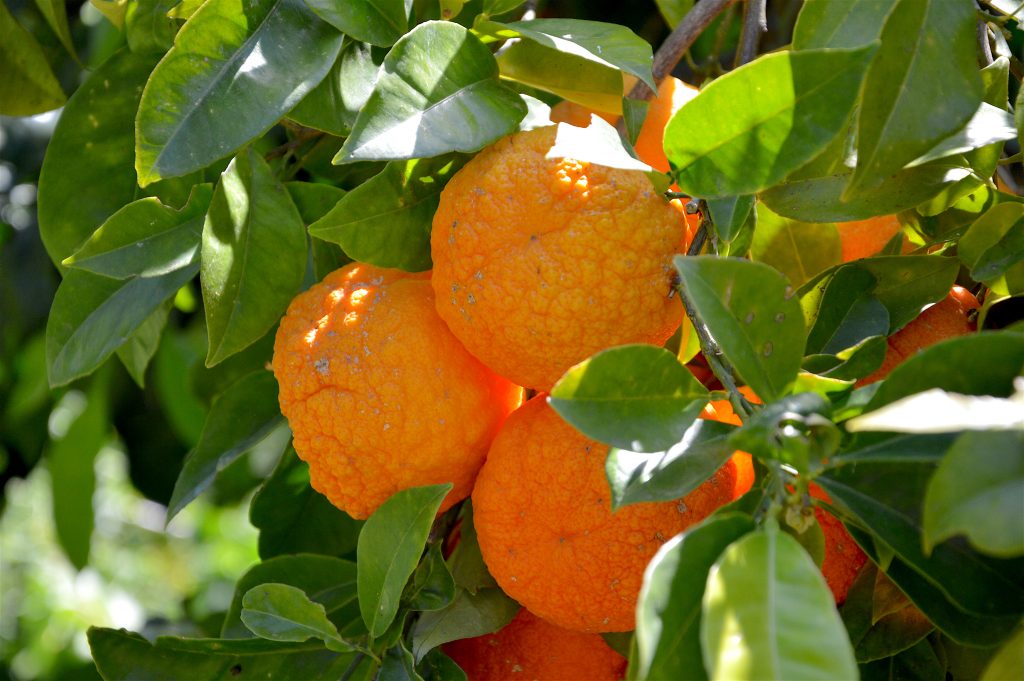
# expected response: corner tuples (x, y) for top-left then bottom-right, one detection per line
(792, 0), (891, 50)
(410, 588), (518, 662)
(674, 257), (805, 402)
(666, 45), (876, 198)
(64, 185), (212, 278)
(804, 266), (889, 356)
(728, 392), (830, 467)
(117, 299), (173, 387)
(981, 628), (1024, 681)
(960, 203), (1024, 292)
(303, 0), (407, 46)
(288, 39), (382, 136)
(135, 0), (344, 185)
(202, 148), (306, 366)
(358, 484), (452, 638)
(241, 583), (358, 652)
(909, 103), (1017, 167)
(701, 526), (857, 680)
(653, 0), (694, 28)
(125, 0), (180, 53)
(222, 554), (362, 639)
(632, 513), (754, 681)
(0, 1), (65, 116)
(250, 448), (363, 560)
(166, 370), (285, 521)
(549, 344), (709, 453)
(310, 155), (468, 272)
(706, 195), (755, 244)
(379, 643), (422, 681)
(403, 544), (456, 612)
(336, 21), (527, 163)
(923, 430), (1024, 558)
(418, 648), (468, 681)
(446, 506), (495, 595)
(803, 335), (887, 382)
(846, 0), (981, 196)
(750, 205), (841, 289)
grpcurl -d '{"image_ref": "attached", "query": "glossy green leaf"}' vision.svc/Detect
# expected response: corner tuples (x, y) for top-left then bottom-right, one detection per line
(303, 0), (407, 46)
(750, 205), (841, 289)
(125, 0), (179, 53)
(706, 195), (755, 244)
(981, 628), (1024, 681)
(546, 118), (651, 171)
(665, 45), (875, 198)
(606, 420), (736, 511)
(632, 514), (754, 681)
(701, 526), (857, 680)
(792, 0), (890, 50)
(38, 50), (157, 267)
(89, 628), (357, 680)
(288, 39), (382, 136)
(202, 148), (306, 366)
(64, 185), (212, 278)
(846, 388), (1024, 434)
(653, 0), (694, 28)
(358, 484), (451, 638)
(337, 21), (526, 163)
(33, 0), (76, 57)
(310, 155), (467, 272)
(728, 392), (831, 468)
(46, 267), (197, 387)
(403, 544), (456, 613)
(846, 0), (981, 196)
(222, 554), (362, 639)
(117, 299), (173, 387)
(909, 104), (1016, 167)
(803, 335), (887, 382)
(250, 447), (362, 560)
(418, 649), (467, 681)
(549, 344), (709, 453)
(379, 643), (421, 681)
(960, 203), (1024, 292)
(410, 588), (518, 662)
(496, 39), (624, 114)
(825, 432), (956, 466)
(166, 370), (286, 521)
(923, 430), (1024, 557)
(482, 0), (523, 15)
(674, 257), (805, 402)
(0, 1), (65, 116)
(804, 266), (889, 355)
(135, 0), (344, 185)
(241, 583), (358, 652)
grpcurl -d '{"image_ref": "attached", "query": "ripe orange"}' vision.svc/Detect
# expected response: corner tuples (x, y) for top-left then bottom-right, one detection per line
(444, 608), (627, 681)
(860, 285), (980, 384)
(472, 396), (752, 632)
(430, 125), (687, 390)
(271, 263), (522, 519)
(808, 484), (868, 606)
(836, 215), (904, 262)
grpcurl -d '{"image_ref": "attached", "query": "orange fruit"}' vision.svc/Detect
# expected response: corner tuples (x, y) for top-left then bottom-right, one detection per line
(809, 484), (868, 606)
(444, 608), (627, 681)
(472, 396), (752, 632)
(836, 215), (904, 262)
(271, 263), (522, 519)
(860, 285), (980, 384)
(430, 125), (687, 390)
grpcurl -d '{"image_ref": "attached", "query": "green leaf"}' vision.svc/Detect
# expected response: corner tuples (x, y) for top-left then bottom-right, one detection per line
(909, 103), (1017, 167)
(486, 18), (655, 91)
(34, 0), (77, 57)
(482, 0), (523, 15)
(358, 484), (452, 638)
(546, 118), (652, 171)
(803, 335), (887, 382)
(38, 50), (158, 267)
(310, 155), (467, 272)
(117, 299), (173, 387)
(288, 39), (382, 136)
(0, 1), (65, 116)
(846, 388), (1024, 434)
(665, 45), (876, 198)
(846, 0), (981, 196)
(804, 266), (889, 356)
(250, 448), (363, 560)
(166, 370), (286, 521)
(792, 0), (891, 50)
(202, 148), (306, 366)
(750, 205), (841, 289)
(336, 21), (527, 163)
(303, 0), (407, 46)
(125, 0), (180, 53)
(606, 419), (737, 511)
(445, 505), (495, 594)
(135, 0), (344, 185)
(728, 392), (831, 468)
(64, 185), (212, 278)
(860, 637), (945, 680)
(825, 432), (956, 466)
(549, 344), (709, 453)
(241, 583), (359, 652)
(960, 203), (1024, 293)
(403, 544), (456, 612)
(88, 628), (357, 680)
(632, 514), (754, 681)
(981, 628), (1024, 681)
(379, 643), (422, 681)
(410, 588), (518, 662)
(46, 267), (197, 387)
(923, 430), (1024, 558)
(653, 0), (694, 28)
(706, 195), (755, 244)
(674, 257), (805, 402)
(418, 649), (467, 681)
(222, 554), (362, 639)
(701, 525), (857, 680)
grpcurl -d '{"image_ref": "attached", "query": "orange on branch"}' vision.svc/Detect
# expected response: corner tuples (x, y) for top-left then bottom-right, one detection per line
(430, 125), (688, 390)
(444, 609), (627, 681)
(836, 214), (905, 262)
(472, 396), (751, 633)
(809, 484), (868, 606)
(271, 263), (522, 520)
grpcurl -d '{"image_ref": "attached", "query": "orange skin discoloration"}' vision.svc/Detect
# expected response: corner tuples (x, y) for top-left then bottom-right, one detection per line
(272, 263), (522, 520)
(431, 125), (687, 390)
(473, 396), (751, 633)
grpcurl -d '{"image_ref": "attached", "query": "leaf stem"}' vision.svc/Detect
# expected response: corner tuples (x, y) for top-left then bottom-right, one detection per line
(735, 0), (767, 67)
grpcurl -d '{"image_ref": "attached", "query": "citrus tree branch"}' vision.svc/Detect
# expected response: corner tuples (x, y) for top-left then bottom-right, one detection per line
(736, 0), (767, 67)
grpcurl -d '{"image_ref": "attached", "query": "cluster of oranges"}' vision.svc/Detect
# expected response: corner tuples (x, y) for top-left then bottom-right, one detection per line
(271, 78), (979, 678)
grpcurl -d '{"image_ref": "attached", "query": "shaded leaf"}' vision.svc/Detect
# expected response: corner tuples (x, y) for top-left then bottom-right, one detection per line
(403, 544), (456, 612)
(125, 0), (179, 53)
(981, 628), (1024, 681)
(34, 0), (76, 56)
(241, 583), (358, 652)
(410, 588), (518, 662)
(910, 103), (1016, 167)
(303, 0), (407, 46)
(117, 299), (173, 387)
(0, 1), (65, 116)
(750, 205), (841, 289)
(706, 195), (755, 244)
(804, 266), (889, 355)
(792, 0), (890, 50)
(289, 39), (382, 136)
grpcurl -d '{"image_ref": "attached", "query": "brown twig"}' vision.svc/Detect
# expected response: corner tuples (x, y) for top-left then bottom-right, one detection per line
(978, 19), (995, 66)
(736, 0), (767, 67)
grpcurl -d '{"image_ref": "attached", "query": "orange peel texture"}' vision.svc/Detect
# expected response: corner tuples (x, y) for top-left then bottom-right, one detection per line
(836, 215), (905, 262)
(472, 396), (751, 633)
(444, 608), (627, 681)
(272, 263), (522, 519)
(809, 484), (868, 606)
(431, 125), (686, 390)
